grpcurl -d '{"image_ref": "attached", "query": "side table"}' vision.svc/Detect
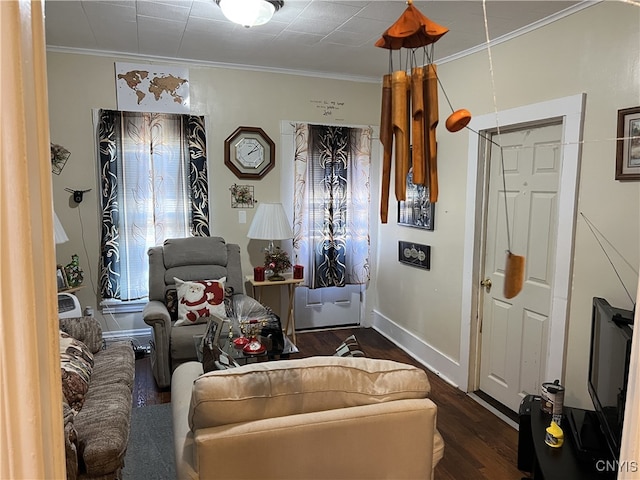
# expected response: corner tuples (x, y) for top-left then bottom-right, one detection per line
(246, 274), (304, 343)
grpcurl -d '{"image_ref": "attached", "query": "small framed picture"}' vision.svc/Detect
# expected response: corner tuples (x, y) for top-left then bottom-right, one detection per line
(398, 168), (435, 230)
(230, 184), (255, 208)
(56, 265), (68, 291)
(615, 106), (640, 181)
(398, 241), (431, 270)
(203, 315), (225, 349)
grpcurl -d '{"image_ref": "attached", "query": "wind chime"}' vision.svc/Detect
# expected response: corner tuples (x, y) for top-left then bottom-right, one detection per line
(376, 0), (470, 222)
(376, 0), (524, 299)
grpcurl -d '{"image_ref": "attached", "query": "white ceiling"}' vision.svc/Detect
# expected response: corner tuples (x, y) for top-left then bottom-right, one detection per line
(44, 0), (589, 82)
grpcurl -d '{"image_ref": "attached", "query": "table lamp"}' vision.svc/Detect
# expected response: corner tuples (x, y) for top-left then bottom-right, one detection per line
(247, 202), (293, 254)
(54, 211), (69, 244)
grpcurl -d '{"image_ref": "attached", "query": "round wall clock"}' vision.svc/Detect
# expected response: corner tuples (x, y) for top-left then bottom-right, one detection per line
(224, 126), (275, 179)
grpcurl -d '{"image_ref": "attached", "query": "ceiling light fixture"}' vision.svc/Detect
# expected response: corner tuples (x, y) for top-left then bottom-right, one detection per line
(215, 0), (284, 28)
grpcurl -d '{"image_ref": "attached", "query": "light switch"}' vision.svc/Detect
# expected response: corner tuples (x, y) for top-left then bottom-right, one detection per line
(238, 210), (246, 224)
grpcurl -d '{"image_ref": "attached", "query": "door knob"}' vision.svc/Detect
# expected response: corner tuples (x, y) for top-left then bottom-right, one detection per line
(480, 278), (492, 292)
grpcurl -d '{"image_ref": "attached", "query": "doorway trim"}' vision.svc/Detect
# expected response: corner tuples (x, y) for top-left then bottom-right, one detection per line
(460, 93), (586, 393)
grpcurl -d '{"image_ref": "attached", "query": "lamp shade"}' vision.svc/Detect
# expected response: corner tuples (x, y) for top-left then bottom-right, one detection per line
(54, 211), (69, 244)
(216, 0), (283, 28)
(247, 203), (293, 240)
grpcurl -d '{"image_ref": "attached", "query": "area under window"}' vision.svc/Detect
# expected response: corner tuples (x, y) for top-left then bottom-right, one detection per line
(96, 110), (210, 310)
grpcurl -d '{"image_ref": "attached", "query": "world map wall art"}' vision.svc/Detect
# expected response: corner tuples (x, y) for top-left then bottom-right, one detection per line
(115, 62), (189, 114)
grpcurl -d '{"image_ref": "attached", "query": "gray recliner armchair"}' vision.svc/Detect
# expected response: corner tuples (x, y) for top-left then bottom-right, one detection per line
(143, 236), (260, 388)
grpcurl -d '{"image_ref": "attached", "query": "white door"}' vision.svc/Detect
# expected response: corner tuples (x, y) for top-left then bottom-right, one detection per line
(479, 122), (563, 412)
(295, 284), (362, 330)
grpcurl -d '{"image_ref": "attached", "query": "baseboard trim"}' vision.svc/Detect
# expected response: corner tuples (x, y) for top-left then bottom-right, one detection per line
(102, 328), (152, 348)
(370, 309), (460, 388)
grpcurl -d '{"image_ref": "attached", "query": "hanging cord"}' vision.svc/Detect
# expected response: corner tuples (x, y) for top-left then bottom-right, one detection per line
(429, 40), (514, 253)
(482, 0), (513, 254)
(580, 212), (637, 305)
(497, 146), (512, 252)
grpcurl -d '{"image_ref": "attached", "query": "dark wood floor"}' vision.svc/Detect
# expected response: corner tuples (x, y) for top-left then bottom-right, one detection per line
(133, 327), (526, 480)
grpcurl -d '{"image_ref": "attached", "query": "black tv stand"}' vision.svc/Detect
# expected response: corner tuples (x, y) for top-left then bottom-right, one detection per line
(566, 408), (611, 457)
(524, 399), (615, 479)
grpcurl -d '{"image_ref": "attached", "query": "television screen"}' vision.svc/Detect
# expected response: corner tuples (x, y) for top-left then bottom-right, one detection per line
(588, 297), (633, 459)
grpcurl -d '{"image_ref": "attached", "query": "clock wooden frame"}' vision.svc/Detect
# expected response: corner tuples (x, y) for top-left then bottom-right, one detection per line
(224, 126), (275, 180)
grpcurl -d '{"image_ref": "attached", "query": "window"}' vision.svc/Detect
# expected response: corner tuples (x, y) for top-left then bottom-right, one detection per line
(97, 110), (210, 307)
(292, 123), (371, 289)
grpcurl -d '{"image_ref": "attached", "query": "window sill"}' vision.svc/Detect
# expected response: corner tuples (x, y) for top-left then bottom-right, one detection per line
(100, 298), (147, 314)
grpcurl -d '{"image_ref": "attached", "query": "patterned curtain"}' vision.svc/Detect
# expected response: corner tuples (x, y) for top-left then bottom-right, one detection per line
(98, 110), (210, 301)
(293, 123), (371, 289)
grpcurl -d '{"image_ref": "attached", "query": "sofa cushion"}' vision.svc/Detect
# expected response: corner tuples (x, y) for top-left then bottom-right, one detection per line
(60, 331), (94, 412)
(91, 342), (135, 390)
(189, 356), (431, 431)
(59, 316), (103, 354)
(174, 277), (226, 326)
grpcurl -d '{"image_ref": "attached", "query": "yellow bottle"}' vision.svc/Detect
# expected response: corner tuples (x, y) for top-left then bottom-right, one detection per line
(544, 421), (564, 448)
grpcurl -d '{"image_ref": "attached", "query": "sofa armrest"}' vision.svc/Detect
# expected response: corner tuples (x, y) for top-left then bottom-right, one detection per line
(59, 316), (103, 354)
(143, 300), (172, 388)
(172, 362), (203, 480)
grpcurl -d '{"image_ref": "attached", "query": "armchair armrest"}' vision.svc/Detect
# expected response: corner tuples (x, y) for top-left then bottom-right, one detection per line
(143, 300), (172, 388)
(143, 300), (171, 325)
(59, 316), (103, 354)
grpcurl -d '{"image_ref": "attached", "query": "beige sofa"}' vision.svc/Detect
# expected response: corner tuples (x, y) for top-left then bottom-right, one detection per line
(172, 356), (444, 480)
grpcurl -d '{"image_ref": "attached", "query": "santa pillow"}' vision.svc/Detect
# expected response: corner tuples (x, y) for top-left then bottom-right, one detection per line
(174, 277), (226, 326)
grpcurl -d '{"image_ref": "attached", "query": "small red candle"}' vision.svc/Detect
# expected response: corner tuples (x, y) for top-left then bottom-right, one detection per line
(293, 264), (304, 279)
(254, 266), (265, 281)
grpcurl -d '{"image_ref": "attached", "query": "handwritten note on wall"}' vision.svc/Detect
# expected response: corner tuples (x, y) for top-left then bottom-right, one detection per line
(310, 99), (345, 120)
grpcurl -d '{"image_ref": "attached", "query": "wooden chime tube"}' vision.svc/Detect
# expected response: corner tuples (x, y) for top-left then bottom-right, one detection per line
(380, 74), (393, 223)
(392, 70), (410, 201)
(411, 67), (426, 185)
(504, 251), (526, 299)
(424, 63), (439, 203)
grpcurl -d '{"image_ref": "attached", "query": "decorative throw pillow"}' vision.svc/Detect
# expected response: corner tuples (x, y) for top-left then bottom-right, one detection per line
(165, 288), (178, 321)
(334, 334), (366, 357)
(59, 331), (94, 412)
(174, 277), (227, 326)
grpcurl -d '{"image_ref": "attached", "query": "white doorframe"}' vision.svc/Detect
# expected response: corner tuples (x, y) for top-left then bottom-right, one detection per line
(460, 93), (586, 392)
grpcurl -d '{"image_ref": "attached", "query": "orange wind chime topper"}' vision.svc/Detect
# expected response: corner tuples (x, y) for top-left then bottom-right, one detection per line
(376, 0), (523, 299)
